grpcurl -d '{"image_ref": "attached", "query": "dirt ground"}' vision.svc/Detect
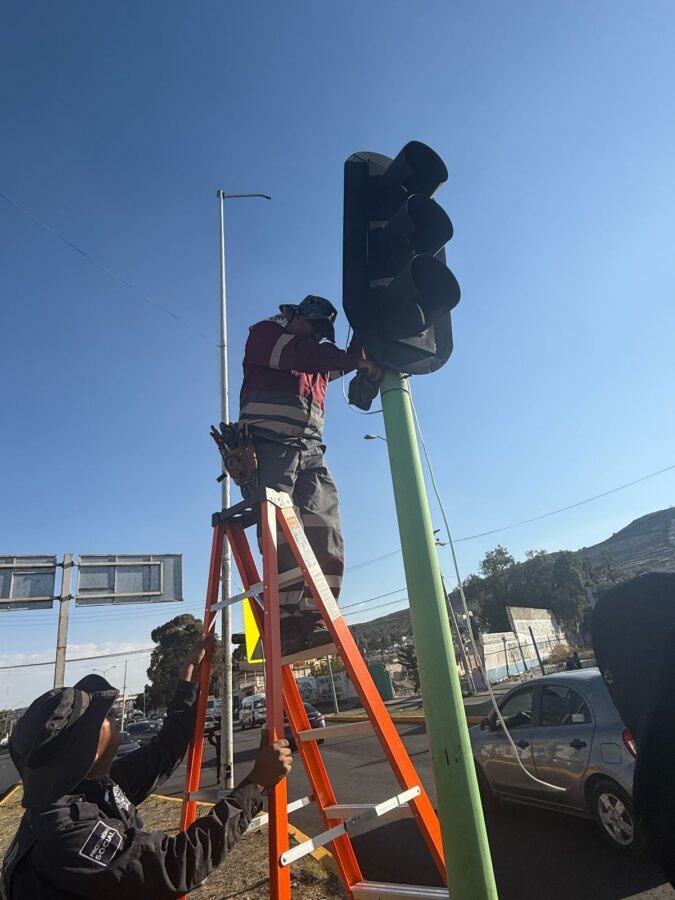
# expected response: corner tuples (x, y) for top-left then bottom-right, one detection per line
(0, 786), (344, 899)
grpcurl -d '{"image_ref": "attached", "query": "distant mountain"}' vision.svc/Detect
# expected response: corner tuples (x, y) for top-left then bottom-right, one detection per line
(579, 507), (675, 575)
(350, 506), (675, 646)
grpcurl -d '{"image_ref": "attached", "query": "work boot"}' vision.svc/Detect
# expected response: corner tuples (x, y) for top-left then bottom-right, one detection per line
(301, 614), (333, 653)
(280, 618), (306, 657)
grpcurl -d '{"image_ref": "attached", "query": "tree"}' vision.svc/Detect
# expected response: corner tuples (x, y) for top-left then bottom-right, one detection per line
(479, 545), (515, 585)
(397, 644), (420, 690)
(549, 552), (589, 631)
(145, 614), (224, 709)
(309, 656), (345, 677)
(378, 631), (392, 651)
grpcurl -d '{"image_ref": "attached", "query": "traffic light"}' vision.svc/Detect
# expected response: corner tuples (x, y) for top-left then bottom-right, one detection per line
(342, 141), (460, 374)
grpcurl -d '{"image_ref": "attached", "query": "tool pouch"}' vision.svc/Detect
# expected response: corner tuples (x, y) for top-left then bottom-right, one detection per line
(210, 422), (259, 486)
(223, 443), (258, 486)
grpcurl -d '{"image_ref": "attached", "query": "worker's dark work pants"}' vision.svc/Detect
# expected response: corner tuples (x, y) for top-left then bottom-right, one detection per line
(241, 440), (344, 620)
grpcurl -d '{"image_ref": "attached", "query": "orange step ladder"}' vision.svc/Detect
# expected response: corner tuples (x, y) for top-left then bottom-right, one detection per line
(179, 488), (449, 900)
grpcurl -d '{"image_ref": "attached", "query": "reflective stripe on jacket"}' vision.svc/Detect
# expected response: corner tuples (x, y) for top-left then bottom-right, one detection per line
(239, 320), (361, 442)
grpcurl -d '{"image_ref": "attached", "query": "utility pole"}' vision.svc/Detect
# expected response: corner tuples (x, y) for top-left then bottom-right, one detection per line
(53, 554), (73, 689)
(120, 659), (129, 731)
(439, 572), (476, 695)
(326, 655), (340, 715)
(380, 372), (497, 899)
(216, 190), (270, 791)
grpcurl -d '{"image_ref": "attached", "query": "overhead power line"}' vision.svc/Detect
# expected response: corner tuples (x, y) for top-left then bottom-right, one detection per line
(348, 462), (675, 569)
(0, 190), (216, 346)
(0, 646), (156, 671)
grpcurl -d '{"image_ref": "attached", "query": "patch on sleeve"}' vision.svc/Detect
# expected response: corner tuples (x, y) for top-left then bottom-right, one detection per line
(112, 784), (132, 813)
(78, 822), (123, 868)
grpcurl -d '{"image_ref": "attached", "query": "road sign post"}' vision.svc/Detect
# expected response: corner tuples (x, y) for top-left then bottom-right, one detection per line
(54, 555), (74, 688)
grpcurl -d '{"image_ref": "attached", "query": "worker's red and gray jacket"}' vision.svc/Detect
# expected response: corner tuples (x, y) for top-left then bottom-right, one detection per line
(1, 681), (262, 900)
(239, 318), (362, 444)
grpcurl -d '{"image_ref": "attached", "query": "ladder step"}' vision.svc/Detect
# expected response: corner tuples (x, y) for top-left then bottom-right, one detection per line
(187, 792), (314, 831)
(351, 882), (449, 899)
(210, 567), (306, 613)
(247, 794), (314, 832)
(297, 719), (372, 741)
(281, 641), (337, 666)
(280, 787), (420, 867)
(324, 802), (413, 822)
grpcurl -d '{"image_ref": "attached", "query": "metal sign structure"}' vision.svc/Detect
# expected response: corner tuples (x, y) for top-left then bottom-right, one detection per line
(0, 556), (58, 611)
(75, 554), (183, 606)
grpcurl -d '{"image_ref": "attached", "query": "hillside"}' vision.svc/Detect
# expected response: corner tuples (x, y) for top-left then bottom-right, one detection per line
(579, 507), (675, 575)
(350, 506), (675, 645)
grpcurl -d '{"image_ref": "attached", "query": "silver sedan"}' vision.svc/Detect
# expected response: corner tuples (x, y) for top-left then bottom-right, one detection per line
(471, 669), (639, 852)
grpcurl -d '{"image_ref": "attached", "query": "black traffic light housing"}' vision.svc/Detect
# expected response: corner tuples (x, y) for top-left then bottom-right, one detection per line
(342, 142), (460, 374)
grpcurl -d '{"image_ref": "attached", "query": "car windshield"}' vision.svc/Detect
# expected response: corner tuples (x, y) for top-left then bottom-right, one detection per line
(120, 732), (132, 743)
(253, 700), (266, 709)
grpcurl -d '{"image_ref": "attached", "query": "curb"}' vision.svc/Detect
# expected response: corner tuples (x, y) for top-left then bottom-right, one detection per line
(0, 783), (21, 807)
(324, 714), (484, 727)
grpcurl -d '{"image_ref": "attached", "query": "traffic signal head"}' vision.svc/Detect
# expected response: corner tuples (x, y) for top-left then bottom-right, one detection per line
(343, 142), (460, 374)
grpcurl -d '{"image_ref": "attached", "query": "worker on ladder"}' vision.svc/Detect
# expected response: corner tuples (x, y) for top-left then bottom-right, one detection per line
(238, 295), (382, 656)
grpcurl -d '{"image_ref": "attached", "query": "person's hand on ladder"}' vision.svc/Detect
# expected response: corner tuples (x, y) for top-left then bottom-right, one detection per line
(241, 734), (293, 791)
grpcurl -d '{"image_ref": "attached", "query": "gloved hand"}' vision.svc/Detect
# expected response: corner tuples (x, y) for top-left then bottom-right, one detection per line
(348, 369), (380, 411)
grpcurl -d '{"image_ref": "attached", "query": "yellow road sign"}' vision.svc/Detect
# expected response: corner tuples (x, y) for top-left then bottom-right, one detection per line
(243, 598), (264, 663)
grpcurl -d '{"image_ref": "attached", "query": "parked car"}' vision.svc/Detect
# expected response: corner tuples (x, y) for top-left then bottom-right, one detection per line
(114, 732), (141, 759)
(0, 735), (9, 751)
(240, 694), (267, 729)
(471, 669), (639, 852)
(126, 720), (161, 747)
(284, 703), (325, 751)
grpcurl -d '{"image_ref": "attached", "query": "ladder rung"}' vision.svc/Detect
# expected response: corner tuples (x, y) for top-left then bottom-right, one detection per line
(297, 719), (372, 741)
(351, 882), (449, 899)
(210, 567), (306, 613)
(247, 794), (314, 832)
(187, 791), (314, 827)
(280, 787), (420, 867)
(281, 641), (338, 666)
(187, 789), (226, 802)
(324, 802), (413, 822)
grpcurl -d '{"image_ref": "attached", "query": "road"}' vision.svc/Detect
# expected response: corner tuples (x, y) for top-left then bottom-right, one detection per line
(2, 725), (673, 899)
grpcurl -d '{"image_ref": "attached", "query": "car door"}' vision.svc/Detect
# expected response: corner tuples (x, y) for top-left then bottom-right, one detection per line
(529, 683), (594, 810)
(476, 685), (538, 799)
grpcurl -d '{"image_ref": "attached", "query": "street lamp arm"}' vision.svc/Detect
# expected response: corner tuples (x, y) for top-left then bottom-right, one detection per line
(216, 192), (271, 200)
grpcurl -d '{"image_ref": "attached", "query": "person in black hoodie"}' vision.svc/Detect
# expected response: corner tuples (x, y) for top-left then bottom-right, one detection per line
(1, 636), (291, 899)
(593, 572), (675, 885)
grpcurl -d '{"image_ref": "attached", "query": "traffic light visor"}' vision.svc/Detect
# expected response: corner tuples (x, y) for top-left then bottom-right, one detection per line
(379, 254), (460, 339)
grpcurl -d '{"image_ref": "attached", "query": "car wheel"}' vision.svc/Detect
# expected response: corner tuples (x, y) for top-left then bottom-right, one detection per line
(476, 765), (499, 813)
(591, 780), (641, 853)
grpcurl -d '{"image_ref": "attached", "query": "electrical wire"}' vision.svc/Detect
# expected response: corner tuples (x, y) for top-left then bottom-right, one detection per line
(0, 190), (216, 347)
(408, 382), (565, 793)
(338, 325), (383, 415)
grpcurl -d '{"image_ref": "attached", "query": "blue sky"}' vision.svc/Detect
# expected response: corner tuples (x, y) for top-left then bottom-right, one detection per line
(2, 1), (675, 707)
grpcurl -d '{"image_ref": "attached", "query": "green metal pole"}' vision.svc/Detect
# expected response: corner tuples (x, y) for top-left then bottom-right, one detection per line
(379, 370), (498, 899)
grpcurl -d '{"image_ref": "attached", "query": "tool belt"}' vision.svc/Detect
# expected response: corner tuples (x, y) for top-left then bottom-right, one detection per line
(210, 422), (258, 486)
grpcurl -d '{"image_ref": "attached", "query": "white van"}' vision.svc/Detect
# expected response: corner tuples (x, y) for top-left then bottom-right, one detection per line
(240, 694), (266, 729)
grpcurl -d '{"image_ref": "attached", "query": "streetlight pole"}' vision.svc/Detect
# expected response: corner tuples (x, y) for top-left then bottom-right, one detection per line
(216, 190), (270, 792)
(93, 665), (118, 679)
